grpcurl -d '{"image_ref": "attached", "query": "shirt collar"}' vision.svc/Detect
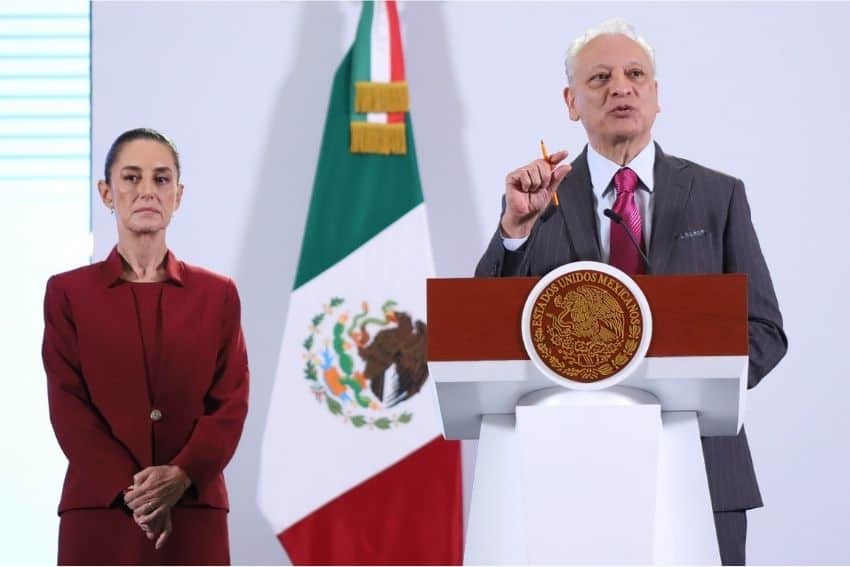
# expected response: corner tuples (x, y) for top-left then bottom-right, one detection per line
(587, 140), (656, 198)
(101, 245), (185, 287)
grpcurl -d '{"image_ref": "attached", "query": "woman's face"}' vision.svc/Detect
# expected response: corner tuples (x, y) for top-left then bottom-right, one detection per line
(99, 139), (183, 236)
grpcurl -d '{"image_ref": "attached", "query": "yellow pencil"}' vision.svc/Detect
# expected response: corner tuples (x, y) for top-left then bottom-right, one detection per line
(540, 139), (560, 206)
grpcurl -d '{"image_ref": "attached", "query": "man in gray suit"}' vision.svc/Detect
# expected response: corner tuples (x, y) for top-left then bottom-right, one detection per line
(475, 19), (787, 566)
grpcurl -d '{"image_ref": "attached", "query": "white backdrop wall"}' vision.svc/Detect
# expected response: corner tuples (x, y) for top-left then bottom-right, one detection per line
(80, 1), (850, 564)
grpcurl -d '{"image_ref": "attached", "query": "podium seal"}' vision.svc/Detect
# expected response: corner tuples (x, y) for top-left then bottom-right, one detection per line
(521, 261), (653, 390)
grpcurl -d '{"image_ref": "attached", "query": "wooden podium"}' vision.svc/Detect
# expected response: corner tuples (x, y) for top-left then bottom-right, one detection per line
(427, 271), (748, 565)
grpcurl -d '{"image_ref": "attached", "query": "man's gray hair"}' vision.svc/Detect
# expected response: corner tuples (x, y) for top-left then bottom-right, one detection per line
(564, 18), (656, 85)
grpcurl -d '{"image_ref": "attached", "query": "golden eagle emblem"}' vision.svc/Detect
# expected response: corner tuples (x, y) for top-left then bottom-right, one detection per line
(529, 271), (644, 383)
(550, 285), (625, 343)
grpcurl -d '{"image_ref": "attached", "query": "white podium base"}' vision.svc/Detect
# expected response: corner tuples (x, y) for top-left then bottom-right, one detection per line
(464, 388), (719, 565)
(653, 411), (720, 564)
(464, 414), (526, 565)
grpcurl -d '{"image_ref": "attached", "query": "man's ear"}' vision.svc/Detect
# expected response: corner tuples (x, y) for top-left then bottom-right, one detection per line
(654, 79), (661, 114)
(564, 87), (580, 121)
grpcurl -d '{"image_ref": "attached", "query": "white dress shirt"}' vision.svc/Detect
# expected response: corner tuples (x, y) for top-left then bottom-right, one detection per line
(503, 141), (655, 262)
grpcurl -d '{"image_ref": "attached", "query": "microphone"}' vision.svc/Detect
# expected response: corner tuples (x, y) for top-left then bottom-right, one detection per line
(604, 208), (652, 273)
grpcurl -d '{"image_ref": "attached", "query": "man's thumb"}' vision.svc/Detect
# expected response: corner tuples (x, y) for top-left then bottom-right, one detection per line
(551, 163), (572, 185)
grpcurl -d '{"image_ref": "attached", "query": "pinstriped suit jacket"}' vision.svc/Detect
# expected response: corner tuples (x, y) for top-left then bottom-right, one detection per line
(475, 143), (788, 511)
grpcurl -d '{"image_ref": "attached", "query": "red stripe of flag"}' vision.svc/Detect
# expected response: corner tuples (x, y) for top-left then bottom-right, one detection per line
(280, 436), (463, 564)
(387, 0), (405, 124)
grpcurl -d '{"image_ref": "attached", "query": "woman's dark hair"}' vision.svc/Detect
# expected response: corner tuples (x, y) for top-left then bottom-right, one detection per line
(104, 127), (181, 184)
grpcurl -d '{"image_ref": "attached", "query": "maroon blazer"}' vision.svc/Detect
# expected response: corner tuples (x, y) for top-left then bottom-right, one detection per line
(42, 247), (249, 514)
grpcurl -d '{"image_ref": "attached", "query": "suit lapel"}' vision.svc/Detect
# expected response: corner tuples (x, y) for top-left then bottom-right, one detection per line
(649, 143), (692, 273)
(560, 148), (602, 261)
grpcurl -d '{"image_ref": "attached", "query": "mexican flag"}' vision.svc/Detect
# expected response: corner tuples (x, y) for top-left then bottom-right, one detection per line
(258, 1), (463, 564)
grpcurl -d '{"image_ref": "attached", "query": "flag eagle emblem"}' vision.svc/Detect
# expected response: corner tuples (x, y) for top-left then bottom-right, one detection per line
(302, 297), (428, 429)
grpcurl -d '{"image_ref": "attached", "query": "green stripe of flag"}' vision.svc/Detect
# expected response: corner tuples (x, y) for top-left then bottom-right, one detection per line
(350, 0), (373, 123)
(293, 45), (424, 289)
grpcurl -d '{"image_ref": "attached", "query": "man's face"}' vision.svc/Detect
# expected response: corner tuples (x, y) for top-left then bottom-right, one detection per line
(564, 34), (660, 148)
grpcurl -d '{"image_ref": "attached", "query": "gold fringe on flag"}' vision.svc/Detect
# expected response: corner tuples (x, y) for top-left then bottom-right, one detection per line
(350, 122), (407, 155)
(355, 81), (409, 113)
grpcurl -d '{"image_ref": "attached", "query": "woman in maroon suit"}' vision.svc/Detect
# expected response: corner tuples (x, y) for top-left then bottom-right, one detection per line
(42, 128), (249, 564)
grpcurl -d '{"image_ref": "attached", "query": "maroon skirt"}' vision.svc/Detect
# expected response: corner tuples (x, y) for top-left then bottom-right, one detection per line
(58, 507), (229, 565)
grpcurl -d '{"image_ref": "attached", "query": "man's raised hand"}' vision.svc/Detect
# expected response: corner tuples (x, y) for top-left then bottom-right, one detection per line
(501, 150), (571, 238)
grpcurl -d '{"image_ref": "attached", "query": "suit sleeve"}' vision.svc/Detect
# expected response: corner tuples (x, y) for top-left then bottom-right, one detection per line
(170, 279), (249, 488)
(475, 226), (508, 277)
(723, 179), (788, 388)
(42, 276), (140, 507)
(475, 196), (534, 277)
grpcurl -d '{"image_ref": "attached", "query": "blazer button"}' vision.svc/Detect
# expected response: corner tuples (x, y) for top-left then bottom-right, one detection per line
(150, 409), (163, 422)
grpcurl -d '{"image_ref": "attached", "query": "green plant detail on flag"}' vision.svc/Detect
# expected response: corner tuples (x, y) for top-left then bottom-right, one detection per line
(304, 298), (416, 430)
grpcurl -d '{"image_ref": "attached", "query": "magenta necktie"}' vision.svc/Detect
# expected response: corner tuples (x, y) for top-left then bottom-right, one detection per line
(609, 167), (646, 275)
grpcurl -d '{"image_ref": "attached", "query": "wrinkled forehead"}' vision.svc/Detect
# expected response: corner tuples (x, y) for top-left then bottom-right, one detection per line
(574, 34), (654, 73)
